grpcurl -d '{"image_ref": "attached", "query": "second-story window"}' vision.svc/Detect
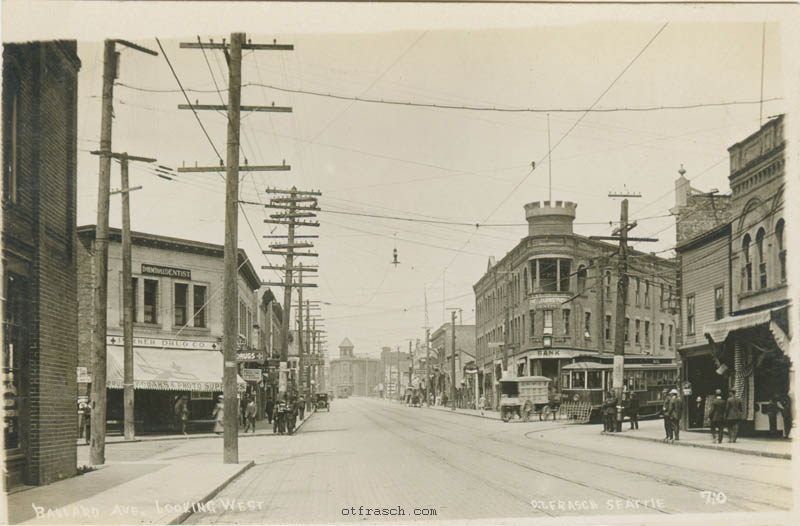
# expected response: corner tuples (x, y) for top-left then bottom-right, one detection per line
(756, 228), (767, 289)
(143, 279), (158, 324)
(193, 285), (207, 328)
(559, 260), (571, 292)
(543, 310), (553, 335)
(668, 324), (674, 347)
(577, 265), (587, 293)
(605, 271), (612, 298)
(742, 234), (753, 292)
(584, 312), (591, 339)
(540, 260), (557, 292)
(644, 281), (650, 307)
(686, 294), (695, 334)
(635, 319), (640, 344)
(635, 278), (641, 306)
(644, 320), (650, 347)
(604, 314), (612, 340)
(131, 277), (138, 323)
(562, 309), (570, 336)
(714, 286), (724, 321)
(529, 311), (536, 337)
(660, 322), (665, 347)
(174, 283), (188, 326)
(624, 317), (630, 343)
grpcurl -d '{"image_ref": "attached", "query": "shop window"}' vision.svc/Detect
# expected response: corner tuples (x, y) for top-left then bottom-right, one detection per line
(604, 314), (612, 340)
(3, 64), (21, 205)
(776, 219), (786, 283)
(756, 228), (767, 289)
(539, 259), (557, 292)
(742, 234), (753, 292)
(570, 370), (586, 389)
(193, 285), (207, 328)
(714, 286), (724, 321)
(174, 283), (188, 327)
(543, 310), (553, 335)
(143, 279), (159, 324)
(587, 371), (602, 390)
(584, 312), (591, 339)
(3, 273), (27, 451)
(562, 309), (570, 335)
(686, 294), (695, 334)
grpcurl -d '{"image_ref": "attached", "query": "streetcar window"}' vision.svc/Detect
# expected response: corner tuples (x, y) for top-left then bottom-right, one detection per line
(587, 371), (603, 390)
(561, 372), (570, 390)
(570, 371), (586, 389)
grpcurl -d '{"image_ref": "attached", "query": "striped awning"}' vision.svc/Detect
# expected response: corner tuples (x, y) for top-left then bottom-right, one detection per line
(703, 309), (773, 344)
(106, 347), (246, 391)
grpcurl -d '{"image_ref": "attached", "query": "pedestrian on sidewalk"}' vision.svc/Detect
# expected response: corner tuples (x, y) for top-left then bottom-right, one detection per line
(478, 394), (486, 415)
(659, 389), (672, 441)
(778, 393), (792, 438)
(709, 389), (726, 444)
(266, 396), (274, 424)
(176, 395), (189, 436)
(693, 396), (705, 428)
(603, 391), (616, 433)
(286, 398), (297, 435)
(668, 389), (682, 441)
(725, 389), (743, 443)
(767, 394), (781, 437)
(244, 396), (257, 433)
(81, 400), (91, 445)
(274, 398), (284, 434)
(212, 395), (224, 435)
(298, 395), (306, 420)
(626, 393), (639, 430)
(239, 394), (248, 427)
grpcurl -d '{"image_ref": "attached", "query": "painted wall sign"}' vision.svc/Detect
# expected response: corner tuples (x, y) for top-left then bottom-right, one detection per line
(141, 263), (191, 280)
(77, 366), (91, 383)
(106, 335), (218, 350)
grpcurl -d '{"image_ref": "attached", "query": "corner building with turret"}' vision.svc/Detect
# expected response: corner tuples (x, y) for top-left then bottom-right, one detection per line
(473, 201), (679, 408)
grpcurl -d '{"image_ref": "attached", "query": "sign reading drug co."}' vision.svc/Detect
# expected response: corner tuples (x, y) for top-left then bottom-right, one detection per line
(106, 336), (218, 350)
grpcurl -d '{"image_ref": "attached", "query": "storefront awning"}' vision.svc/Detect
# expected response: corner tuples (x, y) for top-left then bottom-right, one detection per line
(703, 309), (773, 344)
(106, 347), (246, 391)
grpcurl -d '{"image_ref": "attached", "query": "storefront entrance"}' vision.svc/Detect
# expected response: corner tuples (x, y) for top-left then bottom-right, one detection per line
(685, 353), (727, 428)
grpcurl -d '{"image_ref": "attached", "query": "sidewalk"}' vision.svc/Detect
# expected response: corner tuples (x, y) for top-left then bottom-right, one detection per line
(600, 418), (792, 459)
(425, 403), (503, 421)
(75, 409), (314, 447)
(7, 410), (314, 525)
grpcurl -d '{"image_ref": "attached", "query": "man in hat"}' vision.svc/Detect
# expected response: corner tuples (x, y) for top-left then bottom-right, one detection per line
(667, 389), (682, 441)
(709, 389), (727, 443)
(725, 388), (744, 443)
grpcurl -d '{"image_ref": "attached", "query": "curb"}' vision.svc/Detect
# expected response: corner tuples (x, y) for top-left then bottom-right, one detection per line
(603, 431), (792, 460)
(76, 410), (316, 447)
(425, 405), (502, 421)
(168, 460), (255, 525)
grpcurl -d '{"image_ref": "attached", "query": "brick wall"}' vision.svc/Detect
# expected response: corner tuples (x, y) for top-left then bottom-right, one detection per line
(675, 194), (733, 245)
(3, 41), (80, 486)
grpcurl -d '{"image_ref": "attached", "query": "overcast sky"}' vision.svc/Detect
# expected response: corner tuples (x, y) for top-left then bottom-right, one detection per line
(4, 2), (795, 359)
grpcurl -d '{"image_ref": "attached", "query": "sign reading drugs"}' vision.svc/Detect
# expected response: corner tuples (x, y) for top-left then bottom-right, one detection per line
(141, 263), (191, 280)
(236, 350), (266, 362)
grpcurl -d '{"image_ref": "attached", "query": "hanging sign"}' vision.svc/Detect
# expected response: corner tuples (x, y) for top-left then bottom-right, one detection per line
(241, 368), (262, 382)
(236, 350), (267, 362)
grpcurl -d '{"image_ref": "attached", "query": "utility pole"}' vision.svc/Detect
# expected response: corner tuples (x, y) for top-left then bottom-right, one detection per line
(591, 193), (656, 404)
(116, 153), (154, 442)
(261, 187), (320, 401)
(90, 38), (157, 467)
(450, 310), (457, 411)
(178, 33), (293, 463)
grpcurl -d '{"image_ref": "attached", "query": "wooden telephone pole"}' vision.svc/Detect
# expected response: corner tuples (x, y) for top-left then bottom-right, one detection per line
(591, 193), (657, 403)
(90, 38), (157, 467)
(178, 33), (293, 464)
(262, 187), (321, 400)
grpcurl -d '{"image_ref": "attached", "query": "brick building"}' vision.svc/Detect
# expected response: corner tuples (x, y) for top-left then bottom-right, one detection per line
(380, 346), (411, 399)
(2, 41), (81, 487)
(686, 115), (791, 434)
(77, 226), (262, 433)
(474, 201), (679, 409)
(329, 338), (380, 398)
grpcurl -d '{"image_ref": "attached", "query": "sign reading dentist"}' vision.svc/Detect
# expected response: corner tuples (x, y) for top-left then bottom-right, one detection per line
(141, 263), (191, 280)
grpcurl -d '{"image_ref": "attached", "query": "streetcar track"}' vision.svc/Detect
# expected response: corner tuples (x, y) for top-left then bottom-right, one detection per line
(358, 402), (675, 516)
(375, 401), (790, 513)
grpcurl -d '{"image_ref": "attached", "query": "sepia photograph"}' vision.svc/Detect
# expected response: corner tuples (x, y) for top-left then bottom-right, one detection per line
(1, 1), (798, 525)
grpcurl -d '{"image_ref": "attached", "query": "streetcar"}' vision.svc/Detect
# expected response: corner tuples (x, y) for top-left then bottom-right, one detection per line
(559, 361), (679, 421)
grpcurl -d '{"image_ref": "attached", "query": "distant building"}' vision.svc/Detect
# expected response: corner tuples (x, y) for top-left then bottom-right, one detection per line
(429, 323), (476, 405)
(474, 201), (679, 408)
(329, 338), (380, 398)
(3, 40), (81, 487)
(380, 346), (411, 399)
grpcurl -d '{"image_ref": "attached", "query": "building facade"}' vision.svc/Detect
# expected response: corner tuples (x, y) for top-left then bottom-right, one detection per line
(3, 41), (81, 487)
(77, 226), (262, 433)
(474, 201), (679, 408)
(697, 115), (791, 434)
(430, 323), (476, 407)
(380, 346), (411, 399)
(329, 338), (381, 397)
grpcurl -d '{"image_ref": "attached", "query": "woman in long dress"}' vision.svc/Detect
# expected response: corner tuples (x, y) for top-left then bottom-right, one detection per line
(212, 395), (224, 434)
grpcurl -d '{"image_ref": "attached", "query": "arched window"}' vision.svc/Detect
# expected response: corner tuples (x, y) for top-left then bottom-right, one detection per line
(577, 265), (587, 293)
(776, 219), (786, 282)
(742, 234), (753, 292)
(756, 228), (767, 289)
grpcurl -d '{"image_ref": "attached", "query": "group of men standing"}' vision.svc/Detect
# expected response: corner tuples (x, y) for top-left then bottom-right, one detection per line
(660, 389), (684, 442)
(707, 388), (745, 443)
(266, 395), (305, 435)
(602, 391), (640, 433)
